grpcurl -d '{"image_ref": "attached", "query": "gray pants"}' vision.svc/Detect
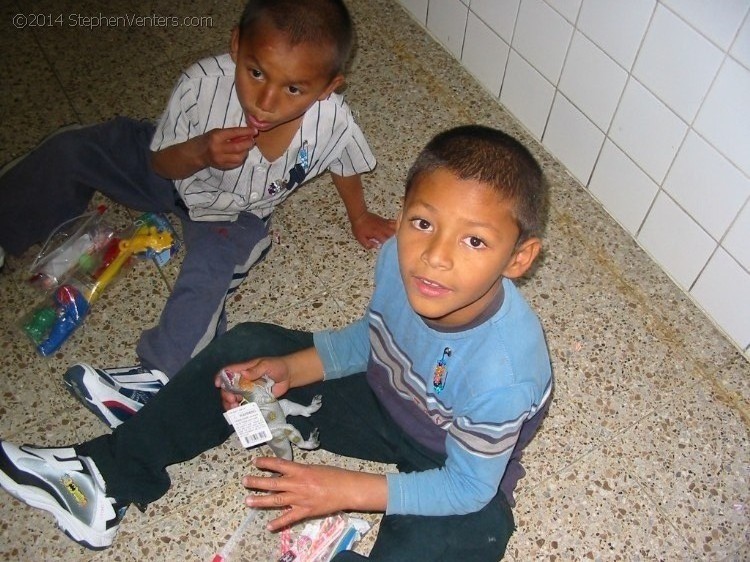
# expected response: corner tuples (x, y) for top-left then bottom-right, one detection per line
(0, 117), (271, 377)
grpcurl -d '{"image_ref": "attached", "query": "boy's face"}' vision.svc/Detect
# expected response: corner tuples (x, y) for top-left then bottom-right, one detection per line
(230, 21), (344, 132)
(396, 168), (540, 329)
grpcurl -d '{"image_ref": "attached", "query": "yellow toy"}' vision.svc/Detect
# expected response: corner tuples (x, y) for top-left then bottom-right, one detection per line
(87, 226), (173, 302)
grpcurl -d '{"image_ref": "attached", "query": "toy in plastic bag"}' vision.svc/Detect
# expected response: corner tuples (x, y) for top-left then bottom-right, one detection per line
(23, 284), (91, 356)
(130, 211), (181, 267)
(277, 513), (372, 562)
(85, 224), (174, 303)
(27, 206), (114, 290)
(21, 212), (179, 356)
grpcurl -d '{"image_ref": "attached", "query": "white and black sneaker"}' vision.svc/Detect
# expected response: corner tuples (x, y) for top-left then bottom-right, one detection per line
(0, 441), (126, 550)
(63, 364), (169, 429)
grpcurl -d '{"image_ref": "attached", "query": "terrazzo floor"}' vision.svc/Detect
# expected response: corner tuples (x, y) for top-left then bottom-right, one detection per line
(1, 0), (749, 560)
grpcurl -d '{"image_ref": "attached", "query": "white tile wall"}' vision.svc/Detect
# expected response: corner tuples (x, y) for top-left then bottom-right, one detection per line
(558, 31), (628, 131)
(609, 79), (687, 184)
(576, 0), (655, 70)
(543, 93), (604, 184)
(461, 12), (509, 96)
(732, 14), (750, 69)
(633, 5), (724, 122)
(661, 0), (749, 50)
(589, 140), (659, 235)
(638, 192), (717, 290)
(513, 0), (573, 83)
(425, 0), (469, 59)
(691, 248), (750, 349)
(663, 132), (750, 240)
(724, 202), (750, 271)
(694, 58), (750, 176)
(398, 0), (750, 354)
(500, 51), (555, 139)
(469, 0), (520, 44)
(399, 0), (429, 24)
(545, 0), (582, 23)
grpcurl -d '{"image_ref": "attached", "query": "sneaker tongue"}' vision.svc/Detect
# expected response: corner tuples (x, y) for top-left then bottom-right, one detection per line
(121, 389), (154, 406)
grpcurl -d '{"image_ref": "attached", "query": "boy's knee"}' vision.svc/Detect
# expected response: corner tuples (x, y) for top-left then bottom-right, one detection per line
(223, 322), (313, 358)
(212, 322), (282, 359)
(227, 321), (276, 340)
(41, 126), (93, 164)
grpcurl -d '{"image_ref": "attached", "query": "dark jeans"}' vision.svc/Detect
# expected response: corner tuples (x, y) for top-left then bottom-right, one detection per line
(77, 322), (514, 561)
(0, 118), (271, 377)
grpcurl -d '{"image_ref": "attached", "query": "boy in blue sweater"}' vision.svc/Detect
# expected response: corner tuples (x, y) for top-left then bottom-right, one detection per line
(0, 125), (552, 560)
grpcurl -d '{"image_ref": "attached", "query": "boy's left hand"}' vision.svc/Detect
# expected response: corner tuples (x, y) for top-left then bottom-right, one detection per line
(243, 456), (386, 531)
(243, 458), (347, 530)
(350, 211), (396, 249)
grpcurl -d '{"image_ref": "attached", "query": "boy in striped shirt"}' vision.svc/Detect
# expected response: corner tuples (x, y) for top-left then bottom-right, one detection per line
(0, 0), (394, 423)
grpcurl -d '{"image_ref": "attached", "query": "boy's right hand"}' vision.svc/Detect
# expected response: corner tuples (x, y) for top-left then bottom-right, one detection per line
(214, 356), (291, 412)
(201, 126), (258, 170)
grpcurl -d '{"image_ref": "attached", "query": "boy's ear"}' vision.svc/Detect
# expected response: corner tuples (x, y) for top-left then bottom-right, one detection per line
(230, 27), (240, 63)
(318, 74), (346, 100)
(502, 237), (541, 279)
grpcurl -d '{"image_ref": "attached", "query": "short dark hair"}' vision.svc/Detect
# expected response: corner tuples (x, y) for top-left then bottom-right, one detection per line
(406, 125), (547, 245)
(238, 0), (354, 76)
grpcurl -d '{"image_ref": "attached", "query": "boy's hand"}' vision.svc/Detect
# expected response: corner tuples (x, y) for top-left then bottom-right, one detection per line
(201, 126), (258, 170)
(151, 125), (258, 179)
(214, 357), (292, 411)
(330, 173), (396, 249)
(350, 211), (396, 249)
(243, 457), (387, 531)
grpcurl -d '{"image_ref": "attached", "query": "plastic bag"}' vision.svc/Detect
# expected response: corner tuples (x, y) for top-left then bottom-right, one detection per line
(27, 206), (114, 290)
(277, 513), (371, 562)
(20, 211), (179, 356)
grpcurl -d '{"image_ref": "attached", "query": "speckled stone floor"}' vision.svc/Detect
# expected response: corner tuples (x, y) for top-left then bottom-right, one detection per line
(1, 1), (748, 560)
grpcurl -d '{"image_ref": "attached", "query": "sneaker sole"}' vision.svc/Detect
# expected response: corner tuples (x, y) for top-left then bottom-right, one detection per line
(0, 445), (114, 550)
(63, 365), (136, 429)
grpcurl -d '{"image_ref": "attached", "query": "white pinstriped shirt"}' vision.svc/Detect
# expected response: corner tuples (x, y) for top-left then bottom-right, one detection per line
(151, 54), (376, 222)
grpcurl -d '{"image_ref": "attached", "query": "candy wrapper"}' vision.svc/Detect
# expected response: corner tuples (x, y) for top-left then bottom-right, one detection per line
(277, 513), (371, 562)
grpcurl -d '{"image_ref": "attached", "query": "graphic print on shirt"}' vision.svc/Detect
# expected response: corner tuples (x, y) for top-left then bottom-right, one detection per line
(368, 312), (453, 425)
(368, 310), (544, 458)
(267, 141), (310, 196)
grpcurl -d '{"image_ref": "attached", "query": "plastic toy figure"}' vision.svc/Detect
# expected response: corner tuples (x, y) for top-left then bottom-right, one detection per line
(37, 285), (90, 356)
(219, 369), (321, 460)
(22, 307), (57, 343)
(87, 227), (173, 302)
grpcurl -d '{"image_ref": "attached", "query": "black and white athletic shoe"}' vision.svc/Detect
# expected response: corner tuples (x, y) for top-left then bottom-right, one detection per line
(63, 363), (169, 429)
(0, 441), (126, 550)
